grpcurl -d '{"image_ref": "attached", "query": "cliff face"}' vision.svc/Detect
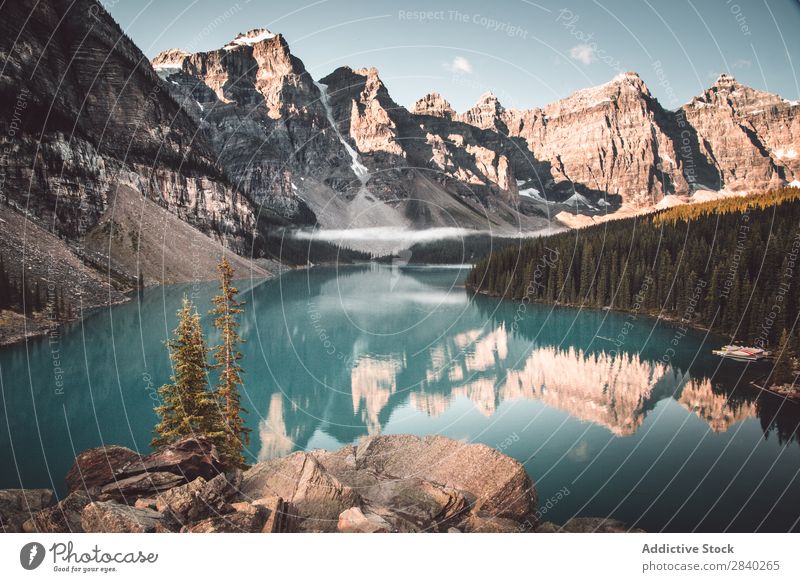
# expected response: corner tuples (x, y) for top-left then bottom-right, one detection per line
(681, 74), (799, 191)
(0, 0), (274, 345)
(151, 29), (354, 223)
(503, 73), (689, 206)
(0, 0), (257, 252)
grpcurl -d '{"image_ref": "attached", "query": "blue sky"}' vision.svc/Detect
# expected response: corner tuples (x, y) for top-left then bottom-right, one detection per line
(106, 0), (800, 111)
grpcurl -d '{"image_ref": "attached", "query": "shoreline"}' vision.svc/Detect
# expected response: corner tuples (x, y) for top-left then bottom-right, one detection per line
(467, 284), (749, 347)
(0, 270), (284, 349)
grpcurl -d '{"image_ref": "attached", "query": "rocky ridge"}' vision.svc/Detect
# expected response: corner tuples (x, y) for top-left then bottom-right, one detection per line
(155, 28), (800, 222)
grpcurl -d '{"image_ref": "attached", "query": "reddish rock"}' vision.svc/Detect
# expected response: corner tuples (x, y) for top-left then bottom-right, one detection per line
(81, 501), (172, 533)
(0, 489), (55, 532)
(182, 504), (268, 533)
(65, 445), (140, 494)
(22, 491), (91, 533)
(117, 436), (223, 482)
(99, 471), (186, 501)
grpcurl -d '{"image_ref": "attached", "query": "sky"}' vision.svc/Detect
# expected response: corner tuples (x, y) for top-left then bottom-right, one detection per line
(105, 0), (800, 112)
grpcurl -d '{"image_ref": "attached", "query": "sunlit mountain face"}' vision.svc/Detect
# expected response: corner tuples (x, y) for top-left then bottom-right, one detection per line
(2, 265), (799, 531)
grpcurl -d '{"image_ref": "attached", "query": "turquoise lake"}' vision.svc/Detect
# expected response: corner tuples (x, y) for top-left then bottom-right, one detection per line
(1, 265), (799, 532)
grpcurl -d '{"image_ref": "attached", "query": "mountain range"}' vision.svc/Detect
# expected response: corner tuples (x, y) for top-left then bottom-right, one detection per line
(1, 0), (799, 335)
(151, 27), (800, 232)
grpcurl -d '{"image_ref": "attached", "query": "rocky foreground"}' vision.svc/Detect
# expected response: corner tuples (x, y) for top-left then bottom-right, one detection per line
(0, 435), (638, 533)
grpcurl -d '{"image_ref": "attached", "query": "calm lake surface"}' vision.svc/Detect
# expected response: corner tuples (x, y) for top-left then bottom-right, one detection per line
(1, 265), (799, 532)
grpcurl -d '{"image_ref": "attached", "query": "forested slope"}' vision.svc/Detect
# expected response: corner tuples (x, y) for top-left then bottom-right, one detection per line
(466, 188), (800, 348)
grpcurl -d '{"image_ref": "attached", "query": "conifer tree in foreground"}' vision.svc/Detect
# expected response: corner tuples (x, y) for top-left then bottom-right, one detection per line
(152, 295), (224, 449)
(772, 329), (796, 388)
(210, 257), (250, 468)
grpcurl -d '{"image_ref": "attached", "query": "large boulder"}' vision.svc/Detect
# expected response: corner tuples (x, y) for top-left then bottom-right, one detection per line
(81, 501), (172, 533)
(337, 507), (392, 533)
(357, 477), (468, 531)
(22, 490), (92, 533)
(99, 471), (187, 502)
(0, 488), (55, 532)
(116, 436), (223, 482)
(93, 437), (225, 502)
(65, 445), (140, 493)
(241, 452), (360, 532)
(348, 435), (536, 521)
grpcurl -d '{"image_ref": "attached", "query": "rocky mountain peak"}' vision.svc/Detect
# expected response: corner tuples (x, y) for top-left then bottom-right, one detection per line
(458, 91), (506, 130)
(713, 73), (738, 88)
(687, 73), (791, 115)
(152, 48), (189, 66)
(151, 48), (190, 78)
(222, 28), (277, 50)
(412, 92), (455, 119)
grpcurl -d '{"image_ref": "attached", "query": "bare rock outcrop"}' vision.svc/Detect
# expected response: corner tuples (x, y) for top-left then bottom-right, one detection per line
(350, 434), (537, 522)
(65, 445), (141, 494)
(2, 434), (638, 533)
(81, 501), (172, 533)
(681, 74), (798, 191)
(0, 488), (55, 532)
(241, 452), (360, 532)
(22, 490), (92, 533)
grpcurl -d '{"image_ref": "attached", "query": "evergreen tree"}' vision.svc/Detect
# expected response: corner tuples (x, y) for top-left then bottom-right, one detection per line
(772, 329), (795, 387)
(152, 296), (224, 448)
(209, 257), (250, 468)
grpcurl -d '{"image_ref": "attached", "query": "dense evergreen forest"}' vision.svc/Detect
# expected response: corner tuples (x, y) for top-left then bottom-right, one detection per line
(466, 188), (800, 349)
(0, 253), (71, 319)
(377, 234), (529, 265)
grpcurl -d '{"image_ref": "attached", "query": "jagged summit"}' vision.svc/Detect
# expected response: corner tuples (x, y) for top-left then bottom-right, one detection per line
(223, 28), (277, 49)
(613, 71), (644, 83)
(146, 25), (799, 224)
(413, 92), (455, 119)
(714, 73), (738, 86)
(152, 48), (189, 70)
(458, 91), (506, 130)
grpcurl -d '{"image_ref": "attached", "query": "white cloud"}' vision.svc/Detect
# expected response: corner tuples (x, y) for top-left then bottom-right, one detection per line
(443, 56), (473, 75)
(569, 44), (596, 66)
(731, 58), (752, 69)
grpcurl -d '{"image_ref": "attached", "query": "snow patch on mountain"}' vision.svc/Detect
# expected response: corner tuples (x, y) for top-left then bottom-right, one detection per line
(313, 79), (370, 186)
(774, 148), (797, 159)
(224, 29), (276, 50)
(563, 193), (596, 209)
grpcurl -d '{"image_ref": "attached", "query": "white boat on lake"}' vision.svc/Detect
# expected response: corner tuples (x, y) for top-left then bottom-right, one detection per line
(712, 345), (771, 362)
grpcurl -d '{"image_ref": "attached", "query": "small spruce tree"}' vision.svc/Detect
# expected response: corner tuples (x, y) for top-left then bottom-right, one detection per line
(153, 296), (224, 448)
(209, 257), (250, 468)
